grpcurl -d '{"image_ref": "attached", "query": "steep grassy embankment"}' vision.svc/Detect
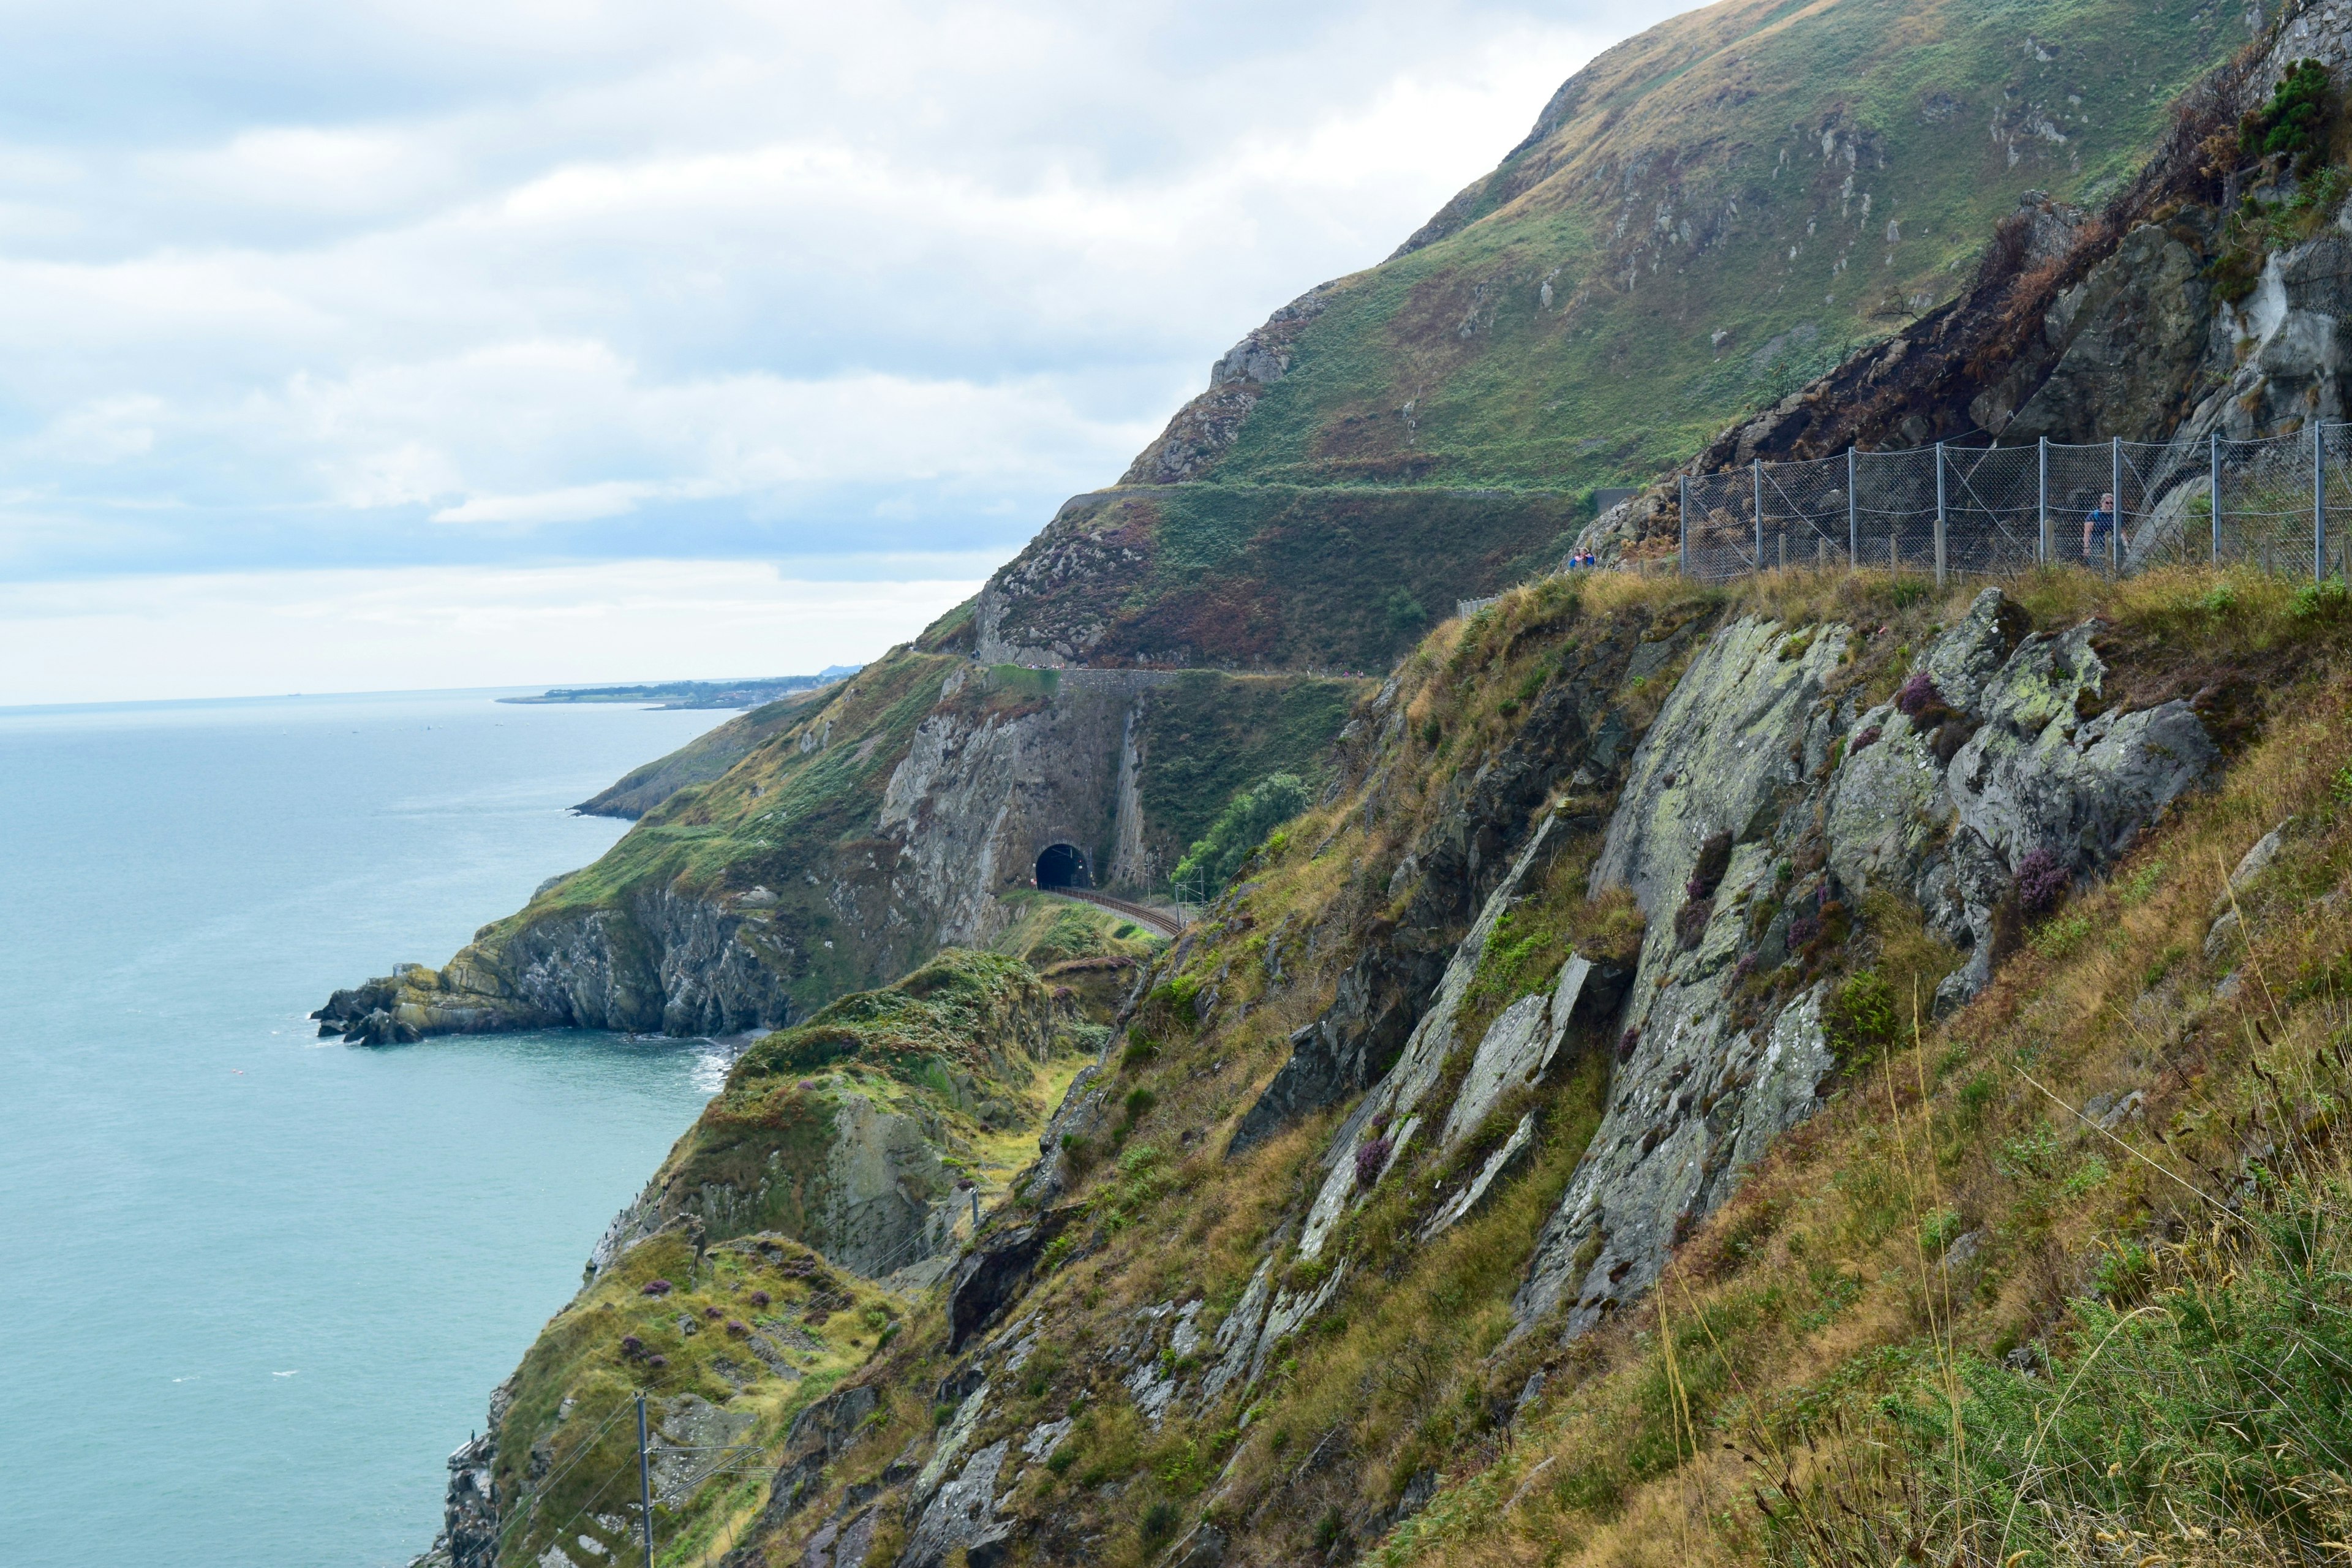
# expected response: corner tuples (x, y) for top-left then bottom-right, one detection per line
(720, 565), (2352, 1568)
(454, 928), (1164, 1568)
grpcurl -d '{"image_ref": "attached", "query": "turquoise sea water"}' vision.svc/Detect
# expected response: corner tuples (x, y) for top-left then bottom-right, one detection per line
(0, 688), (733, 1567)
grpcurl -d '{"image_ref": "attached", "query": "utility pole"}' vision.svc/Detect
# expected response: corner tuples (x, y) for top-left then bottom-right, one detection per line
(1751, 459), (1764, 570)
(2111, 436), (2124, 575)
(637, 1392), (655, 1568)
(2316, 420), (2329, 581)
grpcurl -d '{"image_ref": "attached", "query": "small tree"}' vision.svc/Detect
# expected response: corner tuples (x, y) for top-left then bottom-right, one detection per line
(1171, 772), (1312, 894)
(2242, 58), (2334, 167)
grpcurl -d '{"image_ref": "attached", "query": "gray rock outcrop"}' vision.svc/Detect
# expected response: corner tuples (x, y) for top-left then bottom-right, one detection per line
(1229, 618), (1673, 1159)
(898, 1439), (1014, 1568)
(1514, 590), (2215, 1338)
(948, 1209), (1072, 1349)
(1515, 616), (1850, 1334)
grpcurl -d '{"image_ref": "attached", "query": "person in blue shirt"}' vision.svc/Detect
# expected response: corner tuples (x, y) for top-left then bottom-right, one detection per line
(2082, 492), (2117, 562)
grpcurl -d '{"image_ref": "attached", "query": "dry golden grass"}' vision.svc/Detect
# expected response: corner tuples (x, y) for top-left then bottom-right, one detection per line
(750, 565), (2352, 1568)
(1375, 616), (2352, 1567)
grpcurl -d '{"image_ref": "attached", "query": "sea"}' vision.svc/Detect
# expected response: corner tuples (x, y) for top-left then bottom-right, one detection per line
(0, 687), (737, 1567)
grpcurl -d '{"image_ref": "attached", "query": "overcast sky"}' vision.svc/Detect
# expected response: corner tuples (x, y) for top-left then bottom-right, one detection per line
(0, 0), (1680, 703)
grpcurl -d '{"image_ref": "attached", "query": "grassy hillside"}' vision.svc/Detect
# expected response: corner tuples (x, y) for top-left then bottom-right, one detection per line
(979, 486), (1588, 672)
(480, 935), (1166, 1568)
(574, 685), (842, 818)
(619, 949), (1101, 1256)
(726, 563), (2352, 1568)
(1213, 0), (2234, 492)
(978, 0), (2241, 671)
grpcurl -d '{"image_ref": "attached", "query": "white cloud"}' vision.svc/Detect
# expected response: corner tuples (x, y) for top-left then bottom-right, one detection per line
(432, 481), (669, 526)
(0, 560), (982, 705)
(0, 0), (1686, 698)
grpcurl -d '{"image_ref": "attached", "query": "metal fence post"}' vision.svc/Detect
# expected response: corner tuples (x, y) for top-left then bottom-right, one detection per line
(1847, 445), (1860, 568)
(2110, 436), (2123, 575)
(2317, 421), (2329, 581)
(1678, 475), (1689, 577)
(1752, 458), (1764, 571)
(1933, 441), (1948, 589)
(2037, 437), (2049, 564)
(2211, 431), (2223, 566)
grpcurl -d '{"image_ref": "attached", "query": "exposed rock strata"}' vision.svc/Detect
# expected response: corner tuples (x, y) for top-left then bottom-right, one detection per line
(1227, 614), (1682, 1157)
(1515, 616), (1853, 1333)
(586, 957), (1079, 1285)
(1516, 592), (2215, 1336)
(1115, 287), (1335, 488)
(317, 884), (794, 1042)
(327, 662), (1340, 1046)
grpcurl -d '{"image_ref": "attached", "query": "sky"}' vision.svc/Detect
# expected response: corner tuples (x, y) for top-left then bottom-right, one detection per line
(0, 0), (1683, 704)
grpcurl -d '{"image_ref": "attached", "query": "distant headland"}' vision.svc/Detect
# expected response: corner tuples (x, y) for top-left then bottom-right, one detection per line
(497, 666), (862, 710)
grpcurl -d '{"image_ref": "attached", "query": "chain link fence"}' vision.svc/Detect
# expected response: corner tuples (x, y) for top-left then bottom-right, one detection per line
(1679, 428), (2352, 585)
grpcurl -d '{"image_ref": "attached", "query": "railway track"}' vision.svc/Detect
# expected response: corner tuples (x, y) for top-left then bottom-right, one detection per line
(1045, 886), (1186, 939)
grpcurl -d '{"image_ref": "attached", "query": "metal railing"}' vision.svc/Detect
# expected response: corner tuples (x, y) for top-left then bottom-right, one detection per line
(1679, 427), (2352, 585)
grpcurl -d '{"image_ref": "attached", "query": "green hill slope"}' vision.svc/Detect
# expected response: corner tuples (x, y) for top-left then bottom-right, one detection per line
(975, 0), (2242, 669)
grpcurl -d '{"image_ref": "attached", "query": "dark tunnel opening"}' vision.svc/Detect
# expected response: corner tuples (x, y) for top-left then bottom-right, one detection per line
(1035, 843), (1091, 890)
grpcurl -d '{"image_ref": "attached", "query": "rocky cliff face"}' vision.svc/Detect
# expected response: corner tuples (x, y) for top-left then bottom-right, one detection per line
(639, 560), (2326, 1568)
(584, 948), (1090, 1286)
(1513, 591), (2217, 1336)
(405, 944), (1120, 1568)
(325, 659), (1356, 1045)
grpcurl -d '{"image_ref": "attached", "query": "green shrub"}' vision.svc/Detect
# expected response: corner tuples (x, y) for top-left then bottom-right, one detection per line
(1140, 1500), (1182, 1545)
(2242, 58), (2334, 163)
(2031, 911), (2094, 960)
(1824, 970), (1898, 1063)
(1172, 772), (1313, 893)
(2291, 576), (2351, 621)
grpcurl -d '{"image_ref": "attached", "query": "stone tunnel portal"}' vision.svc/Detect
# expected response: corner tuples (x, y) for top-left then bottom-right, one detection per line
(1035, 843), (1093, 891)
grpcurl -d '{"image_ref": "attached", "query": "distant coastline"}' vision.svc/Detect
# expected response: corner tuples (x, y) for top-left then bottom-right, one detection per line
(499, 665), (861, 710)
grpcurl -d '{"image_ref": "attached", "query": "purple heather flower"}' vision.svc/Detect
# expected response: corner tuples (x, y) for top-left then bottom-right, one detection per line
(2015, 846), (2071, 917)
(1895, 673), (1943, 718)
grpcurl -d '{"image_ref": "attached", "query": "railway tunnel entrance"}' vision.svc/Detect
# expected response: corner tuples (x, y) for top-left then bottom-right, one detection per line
(1034, 843), (1093, 891)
